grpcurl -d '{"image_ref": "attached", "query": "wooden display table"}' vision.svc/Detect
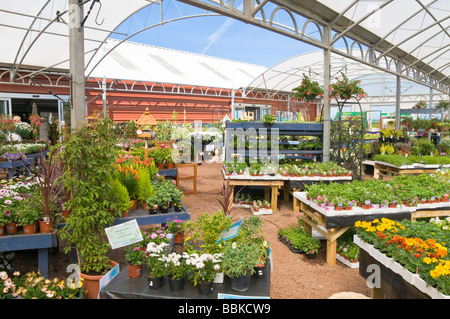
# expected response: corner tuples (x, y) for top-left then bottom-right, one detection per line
(175, 163), (198, 195)
(374, 161), (450, 180)
(293, 192), (414, 265)
(222, 170), (283, 212)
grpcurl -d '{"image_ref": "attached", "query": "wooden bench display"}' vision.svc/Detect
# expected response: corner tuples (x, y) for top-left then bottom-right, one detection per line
(175, 163), (198, 195)
(374, 161), (449, 180)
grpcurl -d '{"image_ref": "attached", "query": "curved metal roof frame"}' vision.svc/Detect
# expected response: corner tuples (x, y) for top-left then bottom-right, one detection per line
(0, 0), (155, 78)
(177, 0), (450, 94)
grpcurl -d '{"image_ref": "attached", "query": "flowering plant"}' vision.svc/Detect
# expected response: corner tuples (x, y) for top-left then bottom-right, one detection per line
(355, 218), (450, 295)
(291, 74), (324, 101)
(165, 217), (185, 234)
(145, 242), (170, 278)
(125, 246), (145, 266)
(142, 228), (170, 246)
(337, 241), (359, 262)
(29, 114), (42, 141)
(2, 152), (26, 161)
(0, 270), (82, 299)
(162, 252), (190, 280)
(330, 73), (367, 100)
(186, 252), (223, 286)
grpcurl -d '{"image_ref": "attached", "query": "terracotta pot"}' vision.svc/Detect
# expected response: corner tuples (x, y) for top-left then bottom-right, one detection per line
(141, 202), (148, 210)
(388, 204), (397, 208)
(166, 162), (174, 169)
(130, 200), (138, 210)
(61, 209), (71, 222)
(120, 210), (129, 218)
(344, 206), (352, 211)
(0, 225), (4, 236)
(128, 264), (142, 278)
(39, 218), (54, 233)
(80, 261), (118, 299)
(156, 163), (164, 170)
(5, 222), (18, 234)
(173, 232), (184, 245)
(362, 204), (371, 209)
(23, 222), (38, 234)
(335, 207), (343, 211)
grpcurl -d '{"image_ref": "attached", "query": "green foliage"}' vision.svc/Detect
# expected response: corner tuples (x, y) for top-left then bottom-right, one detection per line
(58, 118), (117, 276)
(221, 241), (261, 278)
(136, 166), (155, 203)
(291, 74), (324, 101)
(111, 178), (132, 213)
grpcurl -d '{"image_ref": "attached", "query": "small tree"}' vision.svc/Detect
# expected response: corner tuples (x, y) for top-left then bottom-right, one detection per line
(59, 118), (118, 276)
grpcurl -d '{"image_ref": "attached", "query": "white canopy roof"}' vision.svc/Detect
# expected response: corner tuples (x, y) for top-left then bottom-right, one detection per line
(0, 0), (448, 94)
(89, 39), (267, 89)
(0, 0), (152, 72)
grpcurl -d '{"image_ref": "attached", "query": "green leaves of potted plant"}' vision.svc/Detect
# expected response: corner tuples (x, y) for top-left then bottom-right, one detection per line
(221, 241), (261, 292)
(291, 73), (324, 101)
(111, 178), (132, 217)
(58, 118), (118, 299)
(125, 245), (144, 278)
(330, 73), (367, 100)
(262, 113), (276, 126)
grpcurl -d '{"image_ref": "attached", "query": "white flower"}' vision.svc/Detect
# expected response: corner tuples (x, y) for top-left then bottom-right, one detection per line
(232, 242), (237, 249)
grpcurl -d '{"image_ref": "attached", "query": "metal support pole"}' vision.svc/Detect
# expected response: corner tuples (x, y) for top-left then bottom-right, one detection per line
(69, 0), (86, 129)
(322, 25), (331, 162)
(102, 76), (107, 117)
(395, 61), (401, 130)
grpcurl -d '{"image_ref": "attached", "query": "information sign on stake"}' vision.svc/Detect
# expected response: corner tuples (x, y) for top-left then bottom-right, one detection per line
(216, 219), (243, 243)
(105, 219), (143, 249)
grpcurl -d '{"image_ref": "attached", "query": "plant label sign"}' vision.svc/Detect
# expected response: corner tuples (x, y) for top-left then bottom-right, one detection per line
(105, 219), (143, 249)
(216, 219), (243, 243)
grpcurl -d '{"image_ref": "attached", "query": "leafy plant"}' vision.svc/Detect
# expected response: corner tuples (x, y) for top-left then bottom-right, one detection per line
(262, 113), (276, 124)
(125, 245), (144, 266)
(291, 74), (324, 101)
(111, 178), (132, 214)
(136, 165), (155, 203)
(221, 241), (260, 278)
(59, 118), (118, 276)
(26, 147), (64, 221)
(330, 73), (367, 100)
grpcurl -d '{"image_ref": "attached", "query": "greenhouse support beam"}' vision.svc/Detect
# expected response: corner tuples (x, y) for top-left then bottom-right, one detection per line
(322, 25), (331, 163)
(69, 0), (86, 129)
(395, 72), (401, 130)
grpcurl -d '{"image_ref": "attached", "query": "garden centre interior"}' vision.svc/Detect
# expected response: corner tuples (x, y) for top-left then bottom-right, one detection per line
(0, 0), (449, 301)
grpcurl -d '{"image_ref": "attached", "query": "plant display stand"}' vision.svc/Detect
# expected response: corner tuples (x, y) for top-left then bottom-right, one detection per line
(175, 163), (198, 195)
(222, 170), (283, 212)
(293, 192), (414, 265)
(224, 121), (324, 162)
(374, 161), (449, 180)
(0, 230), (58, 278)
(356, 236), (449, 299)
(0, 151), (49, 179)
(113, 206), (190, 226)
(100, 263), (270, 299)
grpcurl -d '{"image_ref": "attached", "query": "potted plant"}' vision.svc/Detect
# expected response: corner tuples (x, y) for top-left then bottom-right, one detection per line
(137, 166), (155, 209)
(111, 178), (133, 217)
(262, 113), (276, 126)
(186, 252), (223, 295)
(145, 241), (170, 289)
(221, 241), (261, 292)
(171, 187), (185, 212)
(125, 245), (144, 278)
(291, 74), (324, 101)
(146, 195), (158, 214)
(58, 118), (119, 299)
(162, 252), (190, 291)
(330, 73), (367, 100)
(26, 147), (64, 233)
(16, 198), (41, 234)
(166, 217), (185, 244)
